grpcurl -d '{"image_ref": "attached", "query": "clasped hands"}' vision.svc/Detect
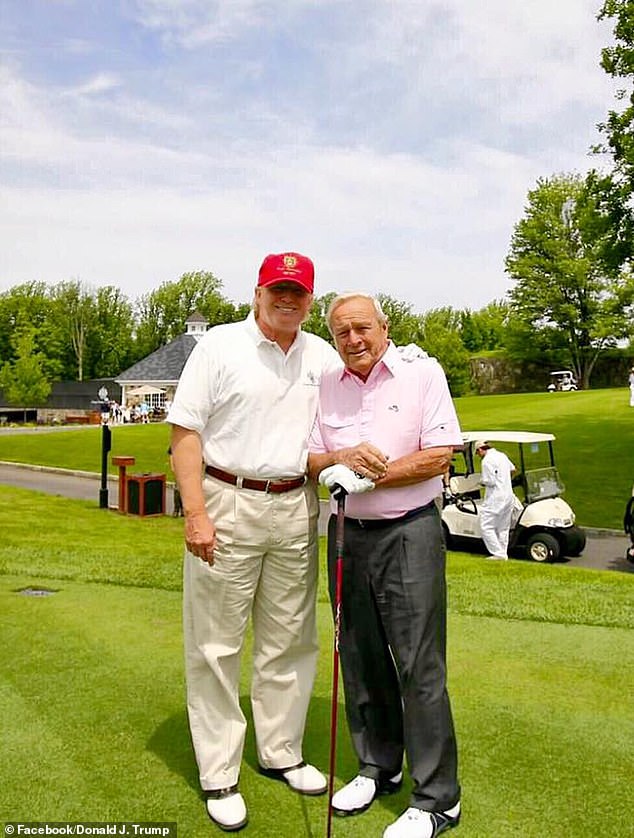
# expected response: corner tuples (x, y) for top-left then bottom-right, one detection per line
(318, 442), (388, 497)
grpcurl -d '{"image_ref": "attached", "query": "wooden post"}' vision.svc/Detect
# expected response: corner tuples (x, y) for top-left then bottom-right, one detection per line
(111, 456), (136, 513)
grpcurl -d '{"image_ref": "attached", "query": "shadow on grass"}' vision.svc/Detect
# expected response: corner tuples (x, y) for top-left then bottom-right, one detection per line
(147, 708), (199, 793)
(145, 692), (407, 833)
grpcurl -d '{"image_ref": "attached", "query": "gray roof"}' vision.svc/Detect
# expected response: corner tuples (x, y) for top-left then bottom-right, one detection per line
(116, 334), (197, 384)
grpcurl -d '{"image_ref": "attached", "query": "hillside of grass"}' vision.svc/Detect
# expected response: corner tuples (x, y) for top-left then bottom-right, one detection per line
(454, 388), (631, 529)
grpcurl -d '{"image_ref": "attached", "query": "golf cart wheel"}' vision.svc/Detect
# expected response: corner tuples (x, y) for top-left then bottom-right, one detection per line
(565, 528), (586, 558)
(526, 532), (560, 562)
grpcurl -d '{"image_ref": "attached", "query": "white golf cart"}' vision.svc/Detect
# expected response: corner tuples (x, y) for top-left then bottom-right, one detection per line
(547, 370), (578, 392)
(441, 431), (586, 562)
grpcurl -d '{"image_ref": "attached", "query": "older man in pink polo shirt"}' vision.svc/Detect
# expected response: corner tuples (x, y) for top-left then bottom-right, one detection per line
(308, 292), (463, 838)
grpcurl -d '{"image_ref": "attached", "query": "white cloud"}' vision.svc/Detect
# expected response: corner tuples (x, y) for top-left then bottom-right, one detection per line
(0, 0), (621, 315)
(63, 72), (121, 97)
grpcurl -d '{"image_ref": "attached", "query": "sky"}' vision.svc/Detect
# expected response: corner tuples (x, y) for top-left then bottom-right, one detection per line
(0, 0), (619, 314)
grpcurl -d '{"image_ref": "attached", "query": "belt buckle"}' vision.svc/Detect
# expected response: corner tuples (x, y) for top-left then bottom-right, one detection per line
(264, 479), (272, 493)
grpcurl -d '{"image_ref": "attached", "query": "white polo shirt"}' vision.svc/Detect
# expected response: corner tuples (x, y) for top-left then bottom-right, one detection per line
(167, 312), (339, 479)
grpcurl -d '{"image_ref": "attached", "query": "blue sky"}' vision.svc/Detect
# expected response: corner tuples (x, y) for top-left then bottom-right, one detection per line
(0, 0), (618, 313)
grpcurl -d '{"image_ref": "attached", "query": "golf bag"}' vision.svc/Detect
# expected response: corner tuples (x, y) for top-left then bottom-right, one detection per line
(623, 487), (634, 564)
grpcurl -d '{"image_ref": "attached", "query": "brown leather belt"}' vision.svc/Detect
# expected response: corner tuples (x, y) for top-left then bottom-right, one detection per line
(205, 465), (306, 494)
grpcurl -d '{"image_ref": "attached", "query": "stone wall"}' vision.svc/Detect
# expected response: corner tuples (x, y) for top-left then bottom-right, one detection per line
(470, 350), (633, 394)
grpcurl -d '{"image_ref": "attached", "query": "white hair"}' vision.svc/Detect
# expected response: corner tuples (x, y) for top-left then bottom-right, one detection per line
(326, 292), (387, 336)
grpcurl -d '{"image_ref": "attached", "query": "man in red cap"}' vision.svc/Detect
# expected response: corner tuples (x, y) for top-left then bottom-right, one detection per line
(167, 252), (339, 831)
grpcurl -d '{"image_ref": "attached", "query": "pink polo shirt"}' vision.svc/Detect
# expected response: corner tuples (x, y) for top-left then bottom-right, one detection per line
(309, 342), (463, 519)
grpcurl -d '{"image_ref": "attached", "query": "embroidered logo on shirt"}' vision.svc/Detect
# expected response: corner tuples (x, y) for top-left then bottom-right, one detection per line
(388, 404), (399, 412)
(305, 370), (320, 386)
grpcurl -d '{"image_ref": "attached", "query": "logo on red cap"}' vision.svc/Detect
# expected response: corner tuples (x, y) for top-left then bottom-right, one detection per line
(257, 252), (314, 294)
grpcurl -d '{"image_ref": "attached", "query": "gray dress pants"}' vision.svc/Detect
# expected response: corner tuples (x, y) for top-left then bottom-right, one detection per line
(327, 502), (460, 811)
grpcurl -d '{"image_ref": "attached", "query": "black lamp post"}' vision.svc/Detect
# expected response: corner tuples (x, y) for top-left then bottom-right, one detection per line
(98, 387), (111, 509)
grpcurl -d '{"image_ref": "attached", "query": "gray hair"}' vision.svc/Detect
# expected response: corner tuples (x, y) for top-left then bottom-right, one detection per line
(326, 292), (388, 336)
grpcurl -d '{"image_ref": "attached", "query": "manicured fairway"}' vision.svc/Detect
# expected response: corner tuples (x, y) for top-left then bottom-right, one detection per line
(1, 487), (633, 837)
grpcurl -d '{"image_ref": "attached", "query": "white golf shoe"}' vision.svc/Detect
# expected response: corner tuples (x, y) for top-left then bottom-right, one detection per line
(259, 761), (327, 795)
(383, 802), (460, 838)
(205, 787), (248, 832)
(331, 772), (403, 816)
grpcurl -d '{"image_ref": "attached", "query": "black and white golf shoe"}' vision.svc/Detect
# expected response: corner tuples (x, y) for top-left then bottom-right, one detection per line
(383, 801), (461, 838)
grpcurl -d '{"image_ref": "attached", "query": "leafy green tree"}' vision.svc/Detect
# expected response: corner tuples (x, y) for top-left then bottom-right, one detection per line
(47, 280), (98, 382)
(0, 329), (51, 421)
(591, 3), (634, 273)
(86, 286), (136, 378)
(377, 295), (423, 346)
(0, 282), (52, 365)
(460, 302), (509, 353)
(303, 292), (337, 342)
(417, 308), (471, 396)
(598, 1), (634, 187)
(134, 271), (242, 358)
(505, 173), (634, 388)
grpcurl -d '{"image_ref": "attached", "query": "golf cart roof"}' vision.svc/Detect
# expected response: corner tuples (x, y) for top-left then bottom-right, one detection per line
(550, 370), (575, 376)
(462, 431), (555, 445)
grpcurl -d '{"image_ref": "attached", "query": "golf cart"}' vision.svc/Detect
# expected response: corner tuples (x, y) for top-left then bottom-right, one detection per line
(441, 431), (586, 562)
(547, 370), (578, 392)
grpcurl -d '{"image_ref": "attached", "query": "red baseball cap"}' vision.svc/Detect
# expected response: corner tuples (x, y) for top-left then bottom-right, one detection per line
(257, 252), (314, 293)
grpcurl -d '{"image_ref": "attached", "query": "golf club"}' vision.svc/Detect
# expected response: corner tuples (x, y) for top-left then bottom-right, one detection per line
(326, 486), (347, 838)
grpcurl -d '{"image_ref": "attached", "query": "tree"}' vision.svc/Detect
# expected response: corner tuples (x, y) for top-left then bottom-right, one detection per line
(0, 282), (52, 365)
(0, 329), (51, 421)
(86, 286), (136, 378)
(48, 280), (97, 382)
(593, 3), (634, 271)
(134, 271), (242, 358)
(598, 1), (634, 187)
(505, 172), (634, 388)
(417, 308), (471, 396)
(302, 292), (337, 342)
(377, 295), (423, 346)
(460, 302), (509, 353)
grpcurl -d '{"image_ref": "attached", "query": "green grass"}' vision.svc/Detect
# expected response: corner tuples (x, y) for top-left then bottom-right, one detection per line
(454, 388), (632, 530)
(1, 486), (633, 836)
(0, 422), (173, 476)
(0, 388), (631, 527)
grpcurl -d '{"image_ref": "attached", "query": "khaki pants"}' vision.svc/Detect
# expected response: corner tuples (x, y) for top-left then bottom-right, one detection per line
(183, 476), (320, 791)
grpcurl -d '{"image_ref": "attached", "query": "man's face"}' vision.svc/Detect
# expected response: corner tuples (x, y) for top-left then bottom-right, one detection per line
(330, 297), (389, 379)
(255, 283), (313, 338)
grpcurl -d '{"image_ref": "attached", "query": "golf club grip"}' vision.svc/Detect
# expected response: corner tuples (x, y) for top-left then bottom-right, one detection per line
(327, 493), (346, 838)
(335, 493), (345, 554)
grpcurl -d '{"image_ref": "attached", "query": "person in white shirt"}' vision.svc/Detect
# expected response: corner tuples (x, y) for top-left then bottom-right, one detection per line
(475, 441), (516, 561)
(167, 252), (339, 831)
